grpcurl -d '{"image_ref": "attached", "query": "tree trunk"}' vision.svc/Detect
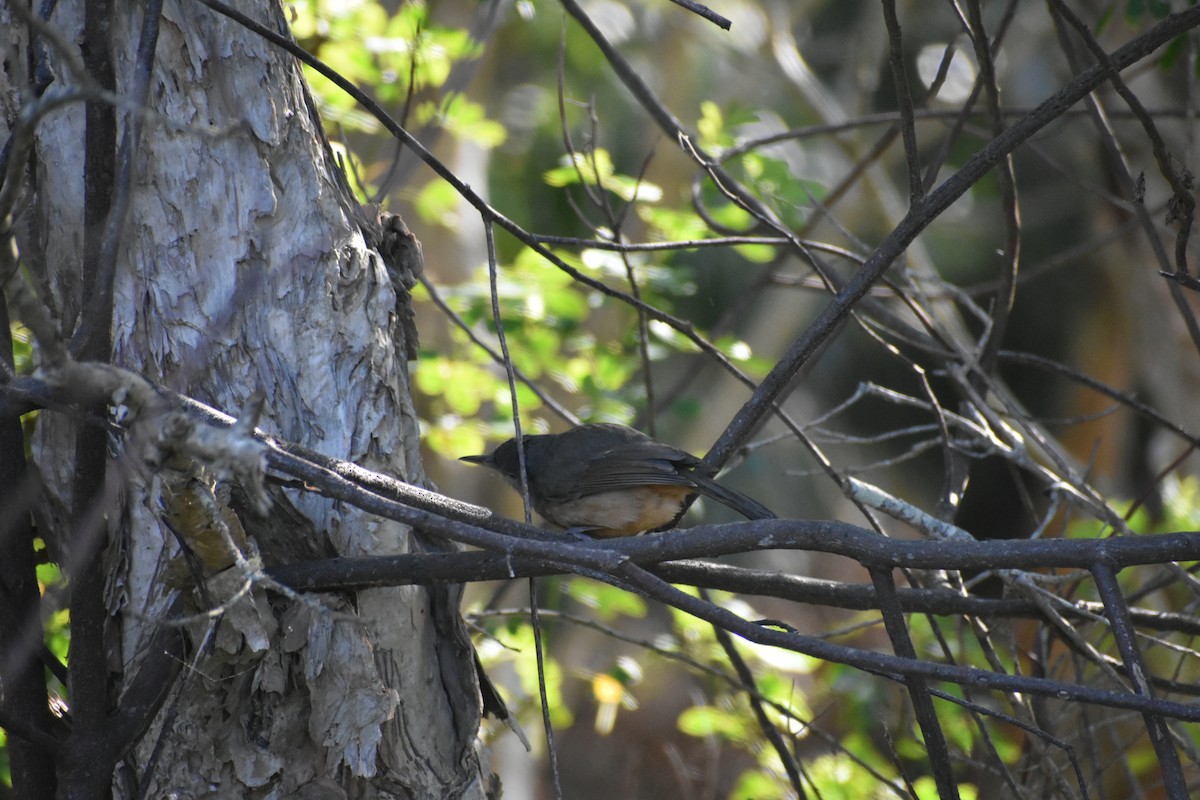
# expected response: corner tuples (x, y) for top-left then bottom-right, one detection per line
(0, 1), (488, 797)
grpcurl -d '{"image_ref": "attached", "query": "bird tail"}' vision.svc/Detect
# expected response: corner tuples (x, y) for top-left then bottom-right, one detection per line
(688, 473), (775, 520)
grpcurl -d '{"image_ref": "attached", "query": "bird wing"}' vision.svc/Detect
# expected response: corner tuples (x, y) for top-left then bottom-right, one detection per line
(550, 441), (698, 498)
(562, 441), (775, 521)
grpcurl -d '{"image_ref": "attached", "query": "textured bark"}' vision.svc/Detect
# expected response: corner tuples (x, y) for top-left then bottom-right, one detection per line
(0, 1), (486, 797)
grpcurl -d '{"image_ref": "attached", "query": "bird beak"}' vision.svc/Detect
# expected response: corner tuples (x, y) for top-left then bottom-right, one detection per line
(459, 453), (490, 465)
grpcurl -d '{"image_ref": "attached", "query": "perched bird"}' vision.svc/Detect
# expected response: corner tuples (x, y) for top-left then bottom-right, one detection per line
(460, 423), (774, 537)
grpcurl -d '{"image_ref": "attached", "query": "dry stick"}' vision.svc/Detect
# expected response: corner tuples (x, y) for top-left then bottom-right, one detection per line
(881, 0), (924, 205)
(555, 23), (604, 214)
(1051, 1), (1195, 281)
(962, 0), (1021, 380)
(529, 233), (792, 251)
(164, 382), (1200, 578)
(923, 617), (1030, 798)
(869, 567), (959, 800)
(1091, 562), (1188, 799)
(175, 365), (1200, 581)
(614, 151), (660, 434)
(72, 0), (162, 356)
(700, 588), (809, 799)
(1046, 0), (1200, 357)
(997, 351), (1200, 448)
(262, 481), (1200, 716)
(552, 29), (658, 430)
(727, 106), (1200, 160)
(365, 17), (420, 203)
(482, 219), (564, 800)
(917, 0), (1024, 202)
(921, 71), (985, 195)
(260, 462), (1200, 719)
(61, 2), (120, 797)
(269, 543), (1200, 640)
(664, 0), (730, 30)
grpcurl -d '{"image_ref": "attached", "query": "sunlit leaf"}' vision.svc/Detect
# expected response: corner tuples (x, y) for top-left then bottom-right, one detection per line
(677, 705), (752, 742)
(414, 180), (461, 227)
(730, 769), (787, 800)
(544, 150), (662, 202)
(565, 577), (647, 620)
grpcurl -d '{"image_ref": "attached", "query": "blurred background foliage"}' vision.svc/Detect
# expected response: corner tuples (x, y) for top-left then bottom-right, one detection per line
(280, 0), (1200, 796)
(9, 0), (1197, 795)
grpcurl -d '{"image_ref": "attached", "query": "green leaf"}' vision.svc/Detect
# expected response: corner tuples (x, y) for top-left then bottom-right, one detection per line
(415, 357), (499, 416)
(700, 188), (755, 231)
(1147, 0), (1172, 17)
(638, 205), (711, 242)
(697, 100), (727, 150)
(316, 37), (381, 86)
(414, 180), (461, 227)
(308, 85), (383, 132)
(10, 322), (32, 374)
(424, 96), (507, 148)
(730, 769), (787, 800)
(733, 241), (777, 263)
(754, 673), (813, 719)
(1160, 34), (1189, 71)
(544, 150), (662, 203)
(733, 151), (823, 231)
(422, 418), (487, 460)
(328, 141), (374, 201)
(677, 705), (752, 742)
(914, 777), (977, 800)
(565, 578), (647, 620)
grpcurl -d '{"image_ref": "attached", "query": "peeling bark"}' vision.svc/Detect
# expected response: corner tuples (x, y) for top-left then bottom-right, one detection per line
(0, 1), (487, 796)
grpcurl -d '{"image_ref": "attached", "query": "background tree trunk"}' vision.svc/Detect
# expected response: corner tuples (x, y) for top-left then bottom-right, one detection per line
(0, 1), (487, 796)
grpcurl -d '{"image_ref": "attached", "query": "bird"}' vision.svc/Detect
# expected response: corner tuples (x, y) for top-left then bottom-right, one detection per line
(460, 423), (774, 538)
